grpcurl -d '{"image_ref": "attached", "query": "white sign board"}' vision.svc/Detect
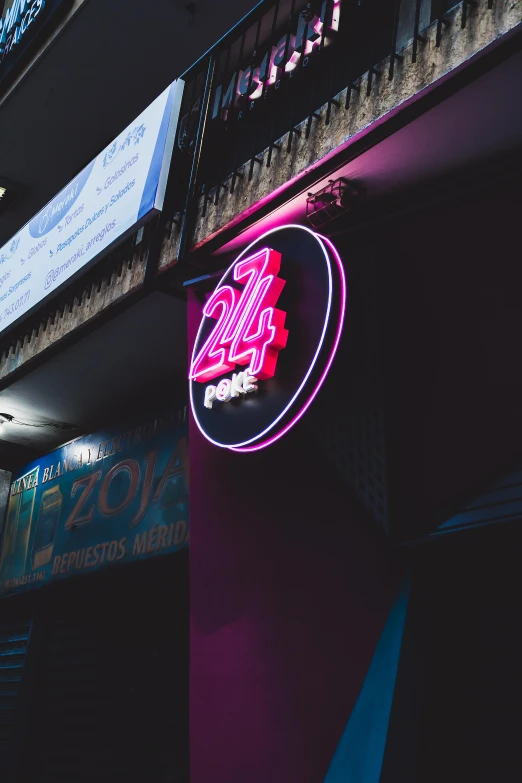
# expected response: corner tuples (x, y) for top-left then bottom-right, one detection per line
(0, 79), (184, 335)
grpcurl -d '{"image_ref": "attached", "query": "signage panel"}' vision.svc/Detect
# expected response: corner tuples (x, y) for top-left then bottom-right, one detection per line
(0, 0), (71, 85)
(189, 225), (346, 451)
(0, 79), (184, 335)
(0, 410), (189, 595)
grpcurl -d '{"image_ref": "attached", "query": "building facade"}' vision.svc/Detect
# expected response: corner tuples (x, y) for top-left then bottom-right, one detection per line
(0, 1), (520, 781)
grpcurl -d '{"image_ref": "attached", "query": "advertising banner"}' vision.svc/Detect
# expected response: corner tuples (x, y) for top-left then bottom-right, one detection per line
(0, 410), (189, 595)
(0, 78), (184, 335)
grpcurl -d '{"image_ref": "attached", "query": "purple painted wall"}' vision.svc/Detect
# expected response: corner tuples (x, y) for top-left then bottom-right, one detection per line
(188, 290), (403, 782)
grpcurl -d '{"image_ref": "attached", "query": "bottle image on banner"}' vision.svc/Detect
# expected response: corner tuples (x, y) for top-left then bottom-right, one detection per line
(5, 467), (39, 580)
(32, 484), (63, 570)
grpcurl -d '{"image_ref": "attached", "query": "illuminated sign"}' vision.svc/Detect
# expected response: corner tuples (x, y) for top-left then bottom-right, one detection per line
(0, 0), (46, 61)
(189, 225), (346, 451)
(0, 0), (70, 83)
(190, 246), (288, 383)
(0, 411), (188, 595)
(211, 0), (341, 121)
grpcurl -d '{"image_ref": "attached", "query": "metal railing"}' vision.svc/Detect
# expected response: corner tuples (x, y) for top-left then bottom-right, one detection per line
(167, 0), (485, 262)
(0, 0), (499, 380)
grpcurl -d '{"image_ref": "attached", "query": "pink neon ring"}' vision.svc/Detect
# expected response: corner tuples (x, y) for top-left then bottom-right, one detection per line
(189, 225), (346, 452)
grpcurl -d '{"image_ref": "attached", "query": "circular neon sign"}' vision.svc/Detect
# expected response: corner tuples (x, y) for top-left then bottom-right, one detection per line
(189, 224), (346, 451)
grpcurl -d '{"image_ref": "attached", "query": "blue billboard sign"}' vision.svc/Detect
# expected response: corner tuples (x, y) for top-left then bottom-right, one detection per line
(0, 410), (189, 595)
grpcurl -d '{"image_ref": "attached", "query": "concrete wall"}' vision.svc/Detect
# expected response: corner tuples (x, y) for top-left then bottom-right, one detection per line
(2, 0), (522, 383)
(0, 236), (148, 383)
(188, 288), (404, 783)
(159, 0), (522, 267)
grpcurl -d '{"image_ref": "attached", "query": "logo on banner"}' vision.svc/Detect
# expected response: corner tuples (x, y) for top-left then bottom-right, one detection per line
(29, 161), (96, 239)
(189, 224), (346, 452)
(103, 123), (147, 168)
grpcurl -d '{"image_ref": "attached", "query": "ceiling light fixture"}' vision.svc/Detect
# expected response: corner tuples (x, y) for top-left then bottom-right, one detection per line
(0, 413), (74, 430)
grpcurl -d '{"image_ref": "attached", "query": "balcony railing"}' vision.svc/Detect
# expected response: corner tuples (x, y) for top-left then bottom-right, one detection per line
(168, 0), (466, 260)
(0, 0), (505, 380)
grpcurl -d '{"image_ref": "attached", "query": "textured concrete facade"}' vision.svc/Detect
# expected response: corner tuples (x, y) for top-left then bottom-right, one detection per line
(0, 240), (148, 382)
(162, 0), (522, 261)
(3, 0), (522, 380)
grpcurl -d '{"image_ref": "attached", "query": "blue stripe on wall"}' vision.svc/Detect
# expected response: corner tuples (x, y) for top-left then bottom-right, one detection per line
(433, 465), (522, 535)
(323, 581), (410, 783)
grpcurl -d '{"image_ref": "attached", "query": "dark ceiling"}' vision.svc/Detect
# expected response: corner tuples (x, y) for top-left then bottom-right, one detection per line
(0, 290), (187, 468)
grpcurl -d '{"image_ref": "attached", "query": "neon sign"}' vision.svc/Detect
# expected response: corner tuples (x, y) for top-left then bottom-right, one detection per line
(189, 225), (346, 452)
(190, 247), (288, 383)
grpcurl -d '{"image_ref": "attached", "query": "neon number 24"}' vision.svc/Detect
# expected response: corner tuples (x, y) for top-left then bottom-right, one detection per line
(190, 247), (289, 383)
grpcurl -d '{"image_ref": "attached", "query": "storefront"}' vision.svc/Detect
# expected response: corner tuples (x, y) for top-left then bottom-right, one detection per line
(0, 1), (520, 781)
(0, 410), (189, 782)
(178, 2), (522, 772)
(0, 55), (191, 782)
(183, 164), (522, 783)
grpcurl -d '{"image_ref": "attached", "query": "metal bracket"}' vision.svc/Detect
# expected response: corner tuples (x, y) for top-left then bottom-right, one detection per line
(305, 112), (321, 138)
(286, 126), (302, 153)
(213, 181), (228, 206)
(230, 169), (244, 194)
(346, 81), (360, 109)
(248, 156), (264, 181)
(266, 141), (282, 168)
(326, 97), (340, 125)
